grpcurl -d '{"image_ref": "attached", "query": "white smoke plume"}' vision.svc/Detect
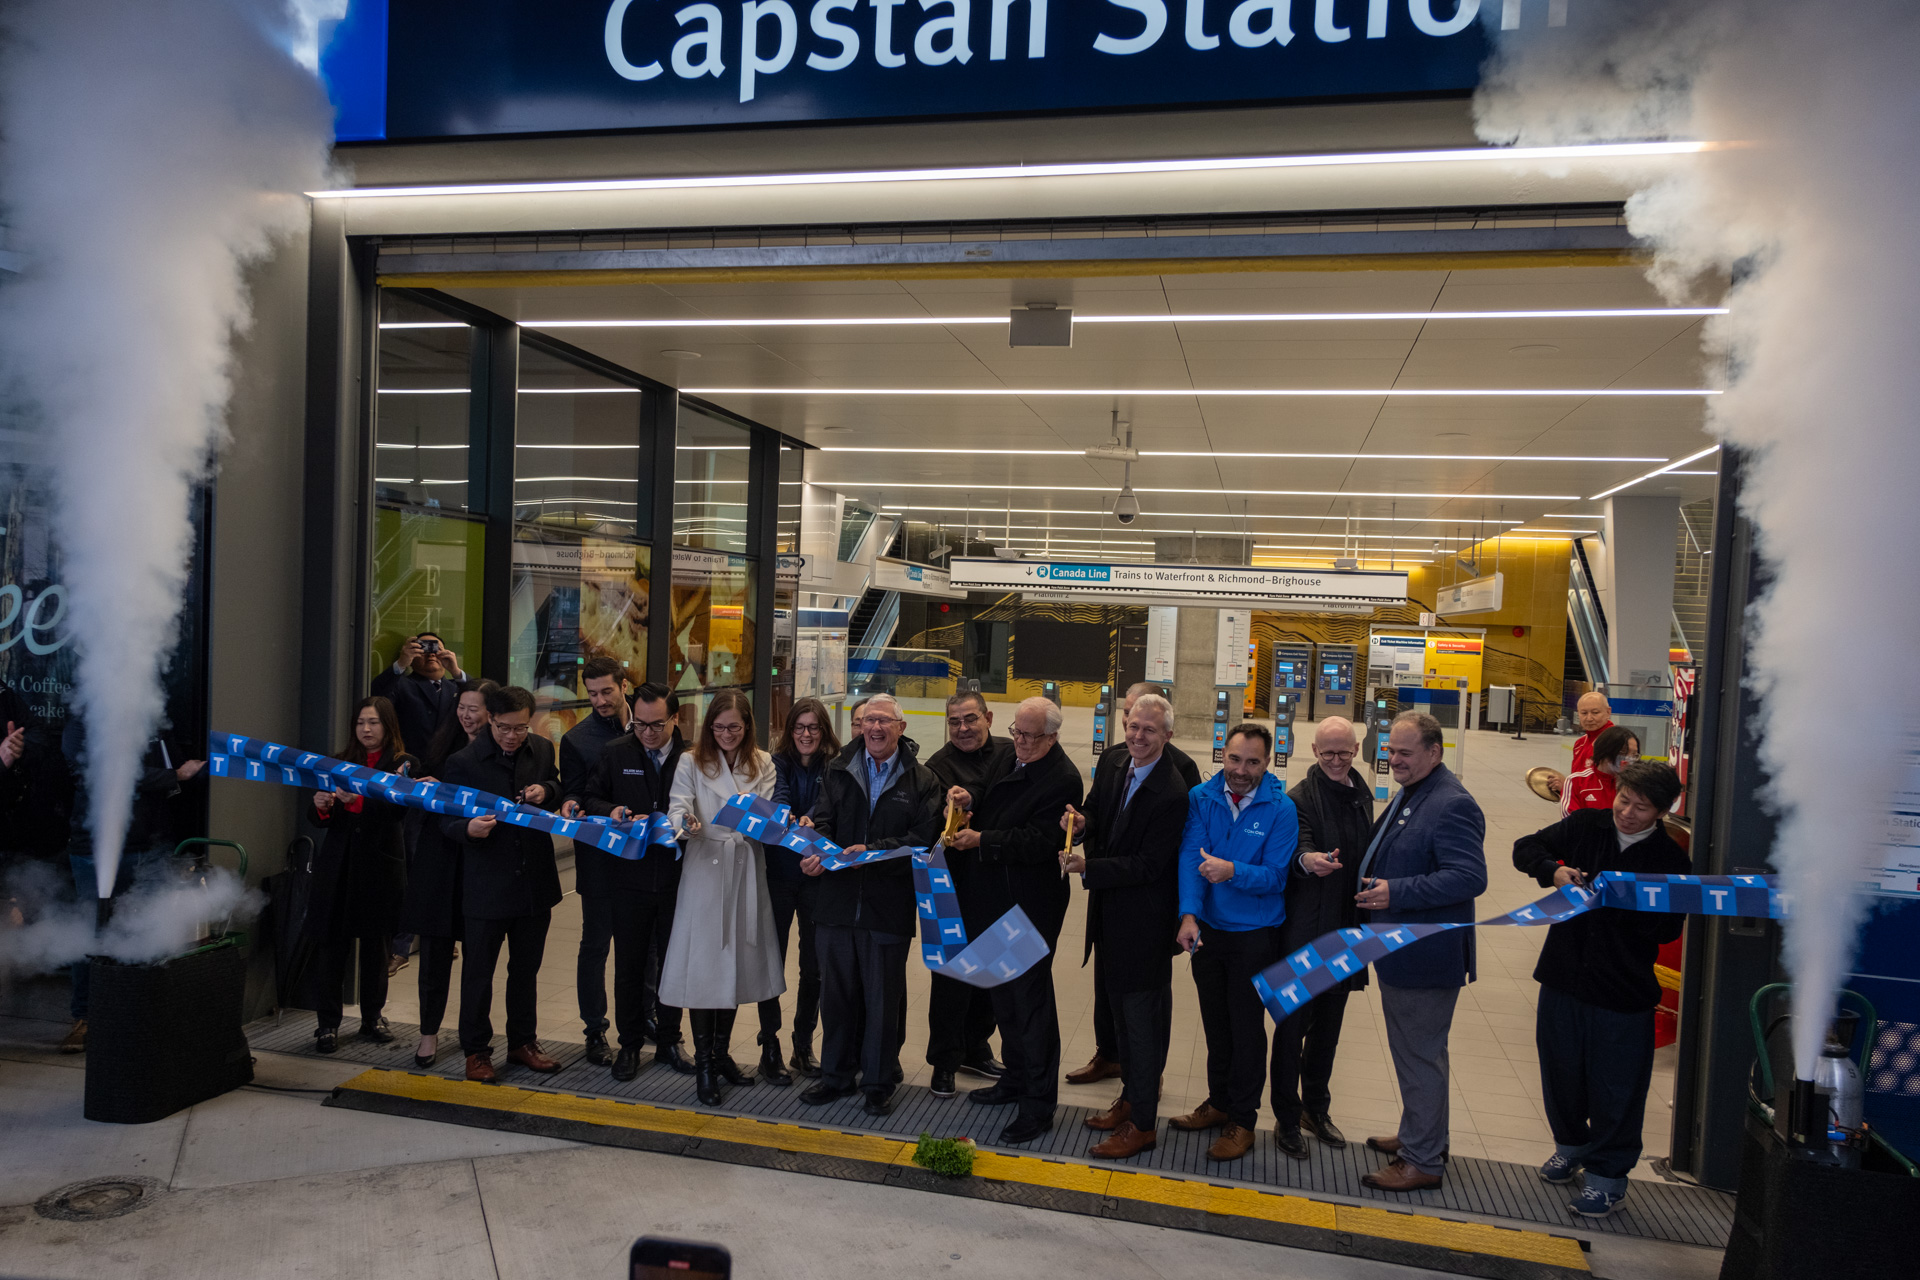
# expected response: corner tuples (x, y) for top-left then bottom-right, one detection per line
(0, 1), (337, 896)
(1, 861), (263, 974)
(1477, 1), (1920, 1079)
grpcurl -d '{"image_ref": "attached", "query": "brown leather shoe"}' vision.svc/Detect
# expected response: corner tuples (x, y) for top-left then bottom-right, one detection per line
(1362, 1157), (1443, 1192)
(1085, 1096), (1130, 1131)
(1090, 1120), (1157, 1160)
(1169, 1101), (1229, 1132)
(1366, 1135), (1449, 1161)
(1066, 1053), (1123, 1085)
(508, 1041), (562, 1073)
(465, 1053), (498, 1083)
(58, 1019), (88, 1054)
(1207, 1123), (1256, 1161)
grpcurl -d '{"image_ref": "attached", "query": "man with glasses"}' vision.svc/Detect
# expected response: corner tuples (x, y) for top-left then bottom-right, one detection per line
(563, 682), (692, 1080)
(1068, 682), (1201, 1088)
(440, 684), (564, 1084)
(1271, 717), (1377, 1159)
(921, 691), (1012, 1096)
(948, 697), (1085, 1145)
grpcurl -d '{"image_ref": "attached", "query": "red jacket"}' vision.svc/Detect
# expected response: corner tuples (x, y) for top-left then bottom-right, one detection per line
(1569, 721), (1615, 779)
(1560, 764), (1618, 815)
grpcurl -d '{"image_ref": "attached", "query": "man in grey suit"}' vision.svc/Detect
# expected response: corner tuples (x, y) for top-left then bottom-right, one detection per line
(1353, 712), (1488, 1192)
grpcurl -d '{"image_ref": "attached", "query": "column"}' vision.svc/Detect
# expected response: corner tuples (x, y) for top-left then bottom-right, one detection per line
(1602, 494), (1680, 688)
(1152, 536), (1251, 741)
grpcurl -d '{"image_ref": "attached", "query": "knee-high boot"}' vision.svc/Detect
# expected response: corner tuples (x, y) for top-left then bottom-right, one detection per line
(690, 1008), (723, 1107)
(712, 1006), (757, 1086)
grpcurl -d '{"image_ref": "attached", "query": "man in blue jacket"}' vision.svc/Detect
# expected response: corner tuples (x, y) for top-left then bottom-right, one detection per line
(1353, 712), (1488, 1192)
(1169, 722), (1297, 1162)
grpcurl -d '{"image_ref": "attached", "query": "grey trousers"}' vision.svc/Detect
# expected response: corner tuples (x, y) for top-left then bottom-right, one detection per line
(1378, 981), (1461, 1177)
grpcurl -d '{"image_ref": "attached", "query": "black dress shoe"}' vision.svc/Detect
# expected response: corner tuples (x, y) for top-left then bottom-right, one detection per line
(759, 1043), (793, 1087)
(800, 1081), (859, 1106)
(790, 1043), (821, 1078)
(959, 1055), (1006, 1079)
(359, 1016), (394, 1044)
(863, 1086), (898, 1116)
(638, 1020), (659, 1046)
(1276, 1126), (1309, 1159)
(999, 1113), (1053, 1145)
(714, 1054), (756, 1087)
(968, 1083), (1016, 1107)
(315, 1029), (338, 1054)
(655, 1041), (695, 1074)
(930, 1068), (957, 1098)
(612, 1046), (642, 1081)
(584, 1033), (613, 1066)
(1304, 1112), (1347, 1148)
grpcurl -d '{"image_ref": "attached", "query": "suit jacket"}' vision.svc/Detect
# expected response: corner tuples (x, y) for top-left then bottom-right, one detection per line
(1359, 763), (1487, 989)
(1078, 750), (1190, 992)
(438, 730), (563, 920)
(1096, 739), (1201, 791)
(958, 741), (1085, 945)
(1282, 764), (1377, 990)
(576, 731), (685, 895)
(369, 667), (457, 762)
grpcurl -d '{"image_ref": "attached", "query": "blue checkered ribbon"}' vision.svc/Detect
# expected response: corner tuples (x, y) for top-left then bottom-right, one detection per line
(712, 793), (1049, 989)
(1251, 871), (1785, 1020)
(208, 732), (680, 860)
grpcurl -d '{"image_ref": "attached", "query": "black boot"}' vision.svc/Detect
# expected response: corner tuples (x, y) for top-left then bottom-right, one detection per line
(758, 1032), (793, 1087)
(790, 1032), (820, 1078)
(691, 1010), (723, 1107)
(712, 1007), (756, 1086)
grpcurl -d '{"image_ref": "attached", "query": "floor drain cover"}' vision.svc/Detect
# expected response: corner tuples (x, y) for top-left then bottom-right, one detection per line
(34, 1176), (163, 1222)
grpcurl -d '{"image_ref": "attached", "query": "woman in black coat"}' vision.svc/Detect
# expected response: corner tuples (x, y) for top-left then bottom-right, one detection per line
(307, 696), (418, 1053)
(398, 678), (494, 1067)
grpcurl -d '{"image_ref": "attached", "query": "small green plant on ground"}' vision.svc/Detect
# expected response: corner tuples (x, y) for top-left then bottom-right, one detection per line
(912, 1132), (978, 1177)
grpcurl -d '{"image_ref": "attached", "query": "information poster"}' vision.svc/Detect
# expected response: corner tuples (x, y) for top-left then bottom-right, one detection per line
(1424, 636), (1485, 690)
(1214, 610), (1251, 687)
(1145, 606), (1178, 683)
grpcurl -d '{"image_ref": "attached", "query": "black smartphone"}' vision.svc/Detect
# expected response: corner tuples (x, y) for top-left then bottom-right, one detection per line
(630, 1237), (731, 1279)
(420, 638), (441, 654)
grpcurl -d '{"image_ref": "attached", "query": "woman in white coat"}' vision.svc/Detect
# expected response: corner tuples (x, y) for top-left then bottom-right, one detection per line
(665, 688), (785, 1105)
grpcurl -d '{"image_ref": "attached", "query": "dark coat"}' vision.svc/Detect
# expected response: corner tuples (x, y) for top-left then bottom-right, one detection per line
(769, 750), (828, 887)
(0, 686), (70, 857)
(306, 752), (417, 940)
(810, 740), (944, 937)
(438, 730), (563, 920)
(1513, 809), (1691, 1012)
(959, 741), (1086, 945)
(925, 735), (1015, 800)
(1078, 750), (1189, 992)
(559, 710), (628, 802)
(1096, 739), (1201, 791)
(369, 667), (458, 763)
(1359, 763), (1487, 989)
(61, 720), (202, 860)
(400, 731), (480, 938)
(575, 731), (685, 896)
(1282, 764), (1378, 990)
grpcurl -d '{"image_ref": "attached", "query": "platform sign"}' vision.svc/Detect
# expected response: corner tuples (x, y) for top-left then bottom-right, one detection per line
(950, 559), (1407, 609)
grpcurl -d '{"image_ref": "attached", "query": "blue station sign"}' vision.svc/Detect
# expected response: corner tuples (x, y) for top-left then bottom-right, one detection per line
(321, 0), (1506, 142)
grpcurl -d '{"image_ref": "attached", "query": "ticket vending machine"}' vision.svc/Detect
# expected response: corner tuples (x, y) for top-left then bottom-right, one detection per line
(1271, 643), (1311, 722)
(1041, 681), (1061, 706)
(1212, 688), (1233, 763)
(1271, 689), (1298, 782)
(1091, 683), (1113, 755)
(1363, 687), (1398, 801)
(1312, 643), (1358, 721)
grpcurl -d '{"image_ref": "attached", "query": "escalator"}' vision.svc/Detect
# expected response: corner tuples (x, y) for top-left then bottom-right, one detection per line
(1566, 538), (1610, 688)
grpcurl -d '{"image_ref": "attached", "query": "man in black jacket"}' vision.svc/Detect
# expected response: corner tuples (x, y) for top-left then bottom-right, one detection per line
(1061, 692), (1189, 1160)
(1067, 682), (1201, 1088)
(948, 696), (1086, 1145)
(800, 694), (943, 1117)
(371, 632), (465, 760)
(439, 684), (564, 1084)
(1272, 716), (1376, 1159)
(1512, 761), (1690, 1219)
(921, 690), (1011, 1095)
(563, 680), (690, 1081)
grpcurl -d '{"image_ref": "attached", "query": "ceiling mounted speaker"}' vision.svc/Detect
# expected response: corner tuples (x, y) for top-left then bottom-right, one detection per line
(1009, 304), (1073, 347)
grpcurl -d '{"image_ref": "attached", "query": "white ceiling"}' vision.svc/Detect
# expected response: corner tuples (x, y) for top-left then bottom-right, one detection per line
(448, 260), (1722, 566)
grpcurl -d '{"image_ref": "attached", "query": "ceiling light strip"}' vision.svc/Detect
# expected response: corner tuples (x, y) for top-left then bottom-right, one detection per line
(825, 447), (1669, 462)
(880, 504), (1525, 525)
(1587, 445), (1723, 500)
(513, 307), (1725, 330)
(689, 387), (1716, 398)
(833, 481), (1581, 499)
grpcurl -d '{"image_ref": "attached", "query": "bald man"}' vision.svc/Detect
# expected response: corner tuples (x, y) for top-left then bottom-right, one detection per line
(1558, 693), (1615, 800)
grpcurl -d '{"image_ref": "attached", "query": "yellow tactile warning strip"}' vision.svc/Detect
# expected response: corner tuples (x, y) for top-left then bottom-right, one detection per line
(333, 1069), (1588, 1276)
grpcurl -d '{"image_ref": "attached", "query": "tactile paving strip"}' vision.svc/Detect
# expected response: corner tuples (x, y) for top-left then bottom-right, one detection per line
(250, 1015), (1732, 1249)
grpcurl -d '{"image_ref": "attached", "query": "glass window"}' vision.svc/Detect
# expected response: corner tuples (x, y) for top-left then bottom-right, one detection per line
(670, 547), (754, 705)
(516, 344), (646, 537)
(510, 527), (651, 734)
(370, 506), (486, 685)
(674, 404), (751, 552)
(375, 295), (473, 510)
(777, 443), (804, 554)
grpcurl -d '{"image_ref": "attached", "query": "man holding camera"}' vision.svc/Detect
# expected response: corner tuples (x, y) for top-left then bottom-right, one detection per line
(372, 632), (466, 761)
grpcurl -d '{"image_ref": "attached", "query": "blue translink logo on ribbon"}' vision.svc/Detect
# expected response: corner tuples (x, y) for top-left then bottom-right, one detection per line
(711, 793), (1049, 989)
(1251, 871), (1785, 1021)
(208, 733), (680, 859)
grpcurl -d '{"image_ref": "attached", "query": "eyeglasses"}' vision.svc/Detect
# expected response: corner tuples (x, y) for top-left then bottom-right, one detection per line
(946, 713), (984, 728)
(791, 724), (821, 736)
(1316, 749), (1356, 761)
(858, 716), (903, 728)
(493, 722), (531, 738)
(1009, 729), (1053, 743)
(711, 722), (746, 735)
(633, 718), (670, 731)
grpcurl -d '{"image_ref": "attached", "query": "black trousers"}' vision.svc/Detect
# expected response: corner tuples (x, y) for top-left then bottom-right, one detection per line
(925, 971), (999, 1069)
(1535, 984), (1658, 1184)
(1090, 947), (1118, 1061)
(460, 910), (551, 1055)
(758, 875), (821, 1048)
(415, 934), (459, 1036)
(1190, 922), (1282, 1130)
(988, 954), (1061, 1121)
(580, 884), (683, 1049)
(314, 931), (390, 1032)
(817, 924), (909, 1091)
(1270, 982), (1354, 1128)
(1107, 975), (1172, 1130)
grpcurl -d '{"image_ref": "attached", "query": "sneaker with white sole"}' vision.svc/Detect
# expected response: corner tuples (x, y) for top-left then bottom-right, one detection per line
(1539, 1152), (1579, 1184)
(1569, 1185), (1626, 1218)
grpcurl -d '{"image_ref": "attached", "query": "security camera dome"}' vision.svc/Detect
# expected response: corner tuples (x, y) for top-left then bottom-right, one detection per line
(1113, 486), (1140, 524)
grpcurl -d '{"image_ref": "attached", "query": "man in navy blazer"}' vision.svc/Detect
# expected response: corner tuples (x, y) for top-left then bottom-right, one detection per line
(1352, 711), (1487, 1192)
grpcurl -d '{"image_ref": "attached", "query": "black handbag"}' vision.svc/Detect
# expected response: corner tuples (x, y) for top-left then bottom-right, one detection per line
(264, 836), (327, 1012)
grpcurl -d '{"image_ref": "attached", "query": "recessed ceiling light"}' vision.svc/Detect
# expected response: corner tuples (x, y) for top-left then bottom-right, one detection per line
(660, 349), (702, 360)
